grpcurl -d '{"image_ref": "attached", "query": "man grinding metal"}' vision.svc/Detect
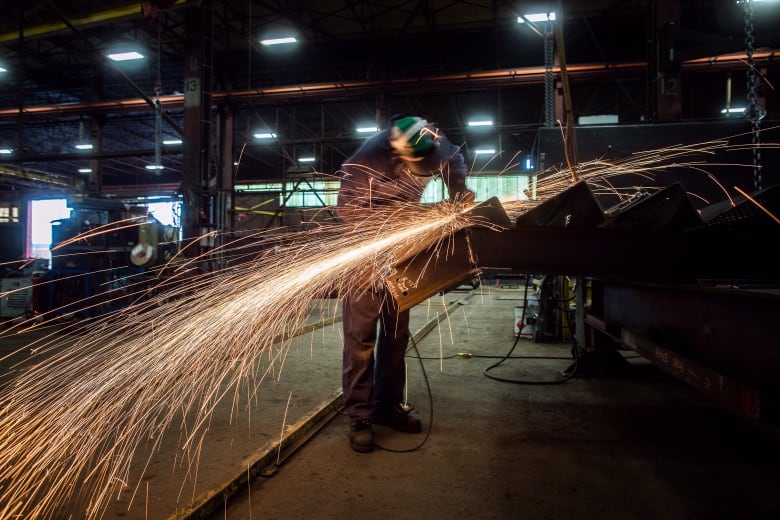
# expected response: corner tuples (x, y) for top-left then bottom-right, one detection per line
(336, 115), (475, 452)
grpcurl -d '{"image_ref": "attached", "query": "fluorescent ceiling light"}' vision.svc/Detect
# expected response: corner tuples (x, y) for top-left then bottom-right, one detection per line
(260, 37), (297, 46)
(78, 168), (92, 173)
(474, 148), (496, 155)
(721, 107), (745, 114)
(468, 120), (493, 127)
(162, 139), (182, 145)
(357, 126), (379, 133)
(107, 51), (144, 61)
(298, 157), (316, 163)
(0, 148), (12, 154)
(253, 132), (277, 139)
(75, 143), (93, 150)
(145, 164), (164, 170)
(517, 12), (556, 23)
(0, 66), (7, 73)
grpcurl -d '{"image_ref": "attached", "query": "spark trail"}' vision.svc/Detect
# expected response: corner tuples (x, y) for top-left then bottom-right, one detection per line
(0, 200), (492, 519)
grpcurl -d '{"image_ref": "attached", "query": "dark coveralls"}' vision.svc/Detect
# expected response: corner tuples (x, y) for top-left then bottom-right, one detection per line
(336, 126), (470, 423)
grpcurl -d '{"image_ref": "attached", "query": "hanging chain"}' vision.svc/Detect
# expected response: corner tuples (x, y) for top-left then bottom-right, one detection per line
(744, 0), (762, 190)
(544, 24), (555, 128)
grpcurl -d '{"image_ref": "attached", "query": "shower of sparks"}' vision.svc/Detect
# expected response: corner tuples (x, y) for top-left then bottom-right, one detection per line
(0, 195), (493, 519)
(0, 130), (776, 518)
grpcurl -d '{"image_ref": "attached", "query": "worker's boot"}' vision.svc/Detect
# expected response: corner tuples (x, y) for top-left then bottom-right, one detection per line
(373, 403), (422, 433)
(348, 419), (374, 453)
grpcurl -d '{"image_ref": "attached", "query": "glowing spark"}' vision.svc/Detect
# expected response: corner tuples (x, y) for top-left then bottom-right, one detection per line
(733, 186), (780, 224)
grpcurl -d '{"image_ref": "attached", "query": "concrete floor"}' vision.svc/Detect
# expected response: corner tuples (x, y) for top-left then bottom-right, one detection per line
(2, 285), (779, 519)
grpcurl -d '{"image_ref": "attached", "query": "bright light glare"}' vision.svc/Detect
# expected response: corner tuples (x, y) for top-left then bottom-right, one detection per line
(106, 51), (145, 61)
(163, 139), (182, 145)
(474, 148), (496, 155)
(298, 157), (316, 163)
(253, 132), (277, 139)
(0, 66), (7, 72)
(517, 12), (556, 23)
(145, 164), (164, 170)
(78, 168), (92, 173)
(467, 120), (493, 127)
(721, 107), (746, 114)
(0, 148), (12, 154)
(260, 37), (297, 46)
(357, 126), (379, 133)
(31, 199), (70, 259)
(75, 143), (93, 150)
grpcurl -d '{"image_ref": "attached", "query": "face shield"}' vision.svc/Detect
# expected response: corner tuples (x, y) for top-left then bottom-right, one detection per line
(390, 117), (443, 178)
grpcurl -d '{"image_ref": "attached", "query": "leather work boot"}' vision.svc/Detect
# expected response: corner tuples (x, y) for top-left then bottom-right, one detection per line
(373, 403), (422, 433)
(348, 419), (374, 453)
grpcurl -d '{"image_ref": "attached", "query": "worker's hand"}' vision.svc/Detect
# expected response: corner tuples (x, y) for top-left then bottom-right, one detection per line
(451, 189), (475, 205)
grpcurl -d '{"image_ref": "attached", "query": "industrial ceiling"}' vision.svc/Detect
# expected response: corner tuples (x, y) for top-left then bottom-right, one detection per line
(0, 1), (777, 199)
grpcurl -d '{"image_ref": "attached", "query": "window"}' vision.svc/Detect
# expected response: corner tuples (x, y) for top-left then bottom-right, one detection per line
(235, 175), (530, 208)
(0, 203), (20, 223)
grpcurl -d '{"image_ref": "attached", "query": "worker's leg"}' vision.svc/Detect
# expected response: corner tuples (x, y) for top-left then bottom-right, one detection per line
(341, 289), (381, 422)
(373, 293), (421, 433)
(374, 294), (410, 407)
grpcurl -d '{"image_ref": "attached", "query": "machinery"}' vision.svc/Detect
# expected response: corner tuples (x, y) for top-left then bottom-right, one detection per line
(385, 180), (780, 434)
(45, 198), (179, 318)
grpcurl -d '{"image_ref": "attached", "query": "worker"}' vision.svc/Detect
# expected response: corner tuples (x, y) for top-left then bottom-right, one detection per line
(336, 115), (475, 452)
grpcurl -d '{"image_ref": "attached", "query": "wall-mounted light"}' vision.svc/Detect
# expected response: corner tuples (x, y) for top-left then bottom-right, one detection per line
(0, 66), (7, 73)
(721, 107), (745, 114)
(474, 148), (496, 155)
(357, 126), (379, 133)
(467, 120), (494, 127)
(75, 143), (93, 150)
(78, 168), (92, 173)
(253, 132), (277, 139)
(260, 37), (297, 46)
(298, 156), (316, 163)
(517, 12), (557, 23)
(162, 139), (182, 145)
(145, 164), (164, 171)
(106, 51), (144, 61)
(0, 148), (12, 154)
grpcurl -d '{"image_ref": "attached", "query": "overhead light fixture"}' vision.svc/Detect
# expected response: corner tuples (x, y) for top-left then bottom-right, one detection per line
(145, 164), (164, 171)
(0, 66), (7, 73)
(0, 148), (12, 154)
(253, 132), (277, 139)
(721, 107), (746, 114)
(260, 37), (297, 46)
(75, 143), (93, 150)
(517, 12), (556, 23)
(467, 120), (494, 127)
(298, 156), (316, 163)
(357, 126), (379, 133)
(474, 148), (496, 155)
(162, 139), (182, 145)
(107, 51), (145, 61)
(78, 168), (92, 173)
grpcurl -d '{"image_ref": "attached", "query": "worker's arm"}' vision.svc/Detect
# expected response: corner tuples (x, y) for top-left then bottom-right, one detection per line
(439, 140), (475, 203)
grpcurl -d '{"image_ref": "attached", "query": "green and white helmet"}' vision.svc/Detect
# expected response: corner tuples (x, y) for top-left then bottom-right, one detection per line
(390, 116), (440, 162)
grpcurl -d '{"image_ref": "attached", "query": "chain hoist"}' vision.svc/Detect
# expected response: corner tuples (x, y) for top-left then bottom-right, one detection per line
(744, 0), (763, 190)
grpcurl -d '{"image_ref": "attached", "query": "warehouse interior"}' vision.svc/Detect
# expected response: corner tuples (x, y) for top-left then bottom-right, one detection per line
(1, 1), (780, 519)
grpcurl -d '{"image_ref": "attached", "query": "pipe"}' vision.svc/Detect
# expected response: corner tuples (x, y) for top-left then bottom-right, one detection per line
(0, 1), (186, 43)
(0, 50), (773, 121)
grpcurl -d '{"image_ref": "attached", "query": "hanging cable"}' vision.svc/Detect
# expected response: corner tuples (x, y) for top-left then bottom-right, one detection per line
(554, 7), (579, 183)
(153, 22), (162, 172)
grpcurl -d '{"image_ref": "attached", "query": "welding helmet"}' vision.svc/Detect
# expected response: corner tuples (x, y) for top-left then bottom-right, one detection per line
(390, 116), (443, 176)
